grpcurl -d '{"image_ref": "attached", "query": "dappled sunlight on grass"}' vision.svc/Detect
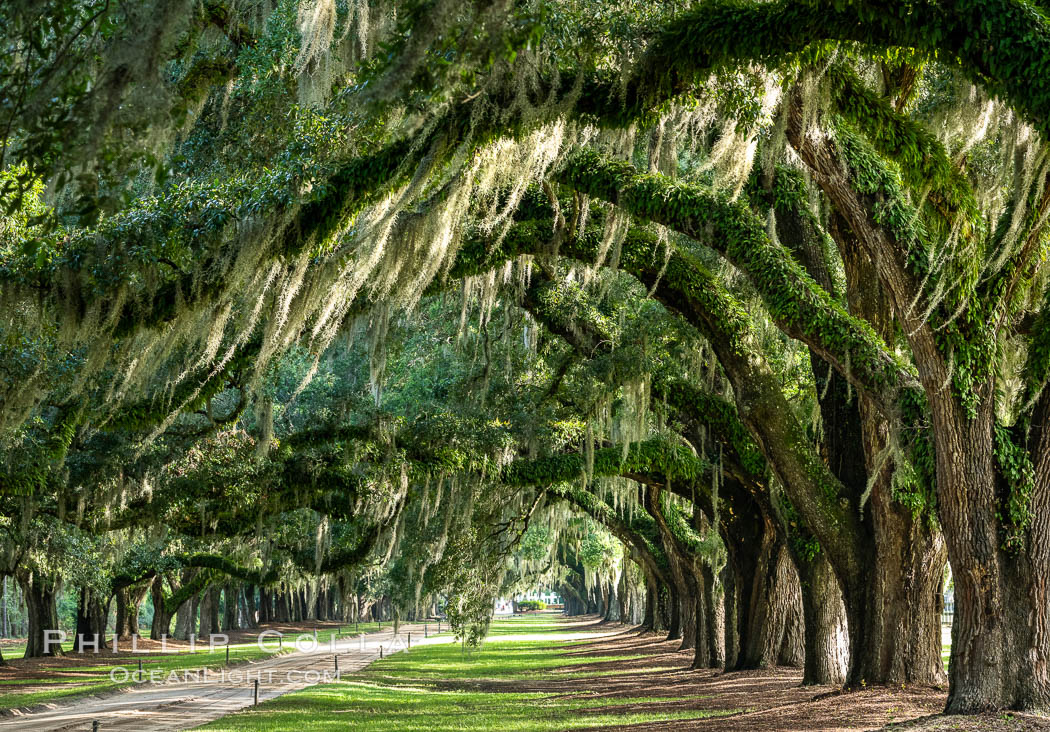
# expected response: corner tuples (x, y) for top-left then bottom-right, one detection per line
(200, 681), (734, 731)
(200, 617), (738, 731)
(359, 641), (650, 685)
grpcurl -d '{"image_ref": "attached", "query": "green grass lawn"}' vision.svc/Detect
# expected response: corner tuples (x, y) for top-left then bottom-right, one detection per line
(0, 642), (285, 710)
(0, 623), (411, 711)
(200, 616), (738, 731)
(486, 616), (582, 636)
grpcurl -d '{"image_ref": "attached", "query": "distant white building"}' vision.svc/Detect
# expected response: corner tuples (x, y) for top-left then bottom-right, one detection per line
(492, 588), (563, 615)
(518, 588), (562, 606)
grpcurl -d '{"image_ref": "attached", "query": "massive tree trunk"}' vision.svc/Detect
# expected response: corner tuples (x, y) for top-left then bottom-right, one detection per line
(739, 540), (805, 669)
(245, 585), (259, 627)
(173, 592), (197, 640)
(645, 486), (699, 651)
(260, 586), (272, 623)
(721, 485), (773, 670)
(743, 530), (798, 667)
(666, 572), (689, 644)
(693, 573), (710, 667)
(314, 584), (327, 621)
(826, 391), (947, 690)
(74, 585), (109, 652)
(664, 554), (694, 648)
(327, 584), (337, 620)
(776, 552), (805, 668)
(199, 585), (221, 636)
(641, 572), (658, 631)
(859, 449), (948, 685)
(934, 397), (1050, 712)
(114, 582), (150, 639)
(783, 98), (1006, 702)
(150, 575), (175, 640)
(223, 583), (239, 631)
(796, 551), (848, 685)
(561, 580), (587, 617)
(172, 569), (199, 640)
(617, 569), (630, 624)
(276, 585), (290, 622)
(604, 580), (620, 621)
(699, 562), (725, 669)
(288, 588), (299, 622)
(18, 570), (63, 658)
(826, 211), (948, 687)
(334, 578), (345, 623)
(658, 582), (675, 635)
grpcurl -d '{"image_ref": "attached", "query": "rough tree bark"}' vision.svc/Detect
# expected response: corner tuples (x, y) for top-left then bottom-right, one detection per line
(223, 583), (239, 631)
(73, 585), (108, 651)
(150, 575), (175, 640)
(776, 551), (805, 668)
(701, 562), (726, 669)
(244, 585), (259, 627)
(743, 533), (800, 668)
(645, 487), (698, 651)
(198, 585), (221, 636)
(617, 569), (630, 623)
(720, 481), (775, 670)
(830, 211), (948, 687)
(773, 193), (949, 688)
(18, 570), (63, 658)
(173, 593), (196, 640)
(796, 551), (848, 685)
(114, 582), (150, 639)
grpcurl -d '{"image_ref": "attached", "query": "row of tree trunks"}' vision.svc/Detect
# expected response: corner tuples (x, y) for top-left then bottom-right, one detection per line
(73, 586), (110, 651)
(173, 588), (198, 640)
(560, 563), (651, 627)
(113, 582), (150, 639)
(836, 216), (948, 688)
(521, 158), (950, 695)
(720, 483), (767, 670)
(560, 579), (589, 616)
(557, 470), (854, 684)
(779, 100), (961, 699)
(244, 584), (259, 627)
(16, 573), (374, 659)
(198, 586), (221, 636)
(222, 584), (236, 631)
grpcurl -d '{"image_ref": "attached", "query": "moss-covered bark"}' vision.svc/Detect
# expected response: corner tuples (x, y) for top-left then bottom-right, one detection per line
(557, 150), (911, 414)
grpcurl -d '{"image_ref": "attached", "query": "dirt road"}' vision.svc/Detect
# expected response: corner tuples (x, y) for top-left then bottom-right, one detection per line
(0, 623), (435, 731)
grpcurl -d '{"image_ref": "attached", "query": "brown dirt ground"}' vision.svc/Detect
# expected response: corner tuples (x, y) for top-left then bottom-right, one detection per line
(4, 618), (1049, 730)
(445, 620), (1050, 732)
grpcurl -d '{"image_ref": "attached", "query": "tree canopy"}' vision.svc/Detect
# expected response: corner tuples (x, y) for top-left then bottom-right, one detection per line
(4, 0), (1050, 716)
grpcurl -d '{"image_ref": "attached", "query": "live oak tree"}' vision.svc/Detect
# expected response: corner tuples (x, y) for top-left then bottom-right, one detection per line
(5, 0), (1050, 718)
